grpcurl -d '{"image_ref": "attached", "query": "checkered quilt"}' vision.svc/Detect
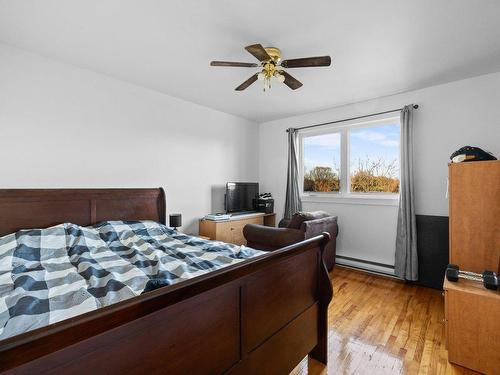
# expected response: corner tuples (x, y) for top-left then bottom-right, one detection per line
(0, 220), (264, 340)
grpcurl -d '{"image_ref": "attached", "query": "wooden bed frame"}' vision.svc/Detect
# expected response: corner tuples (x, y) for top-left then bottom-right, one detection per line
(0, 188), (333, 374)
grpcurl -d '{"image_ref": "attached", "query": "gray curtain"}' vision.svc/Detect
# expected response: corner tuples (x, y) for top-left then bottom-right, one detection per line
(283, 128), (302, 220)
(395, 105), (418, 280)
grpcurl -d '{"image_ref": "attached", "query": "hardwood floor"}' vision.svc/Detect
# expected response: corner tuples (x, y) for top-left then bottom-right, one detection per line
(290, 266), (480, 375)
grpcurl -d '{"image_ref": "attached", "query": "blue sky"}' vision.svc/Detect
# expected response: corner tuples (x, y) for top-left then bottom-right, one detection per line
(303, 123), (400, 177)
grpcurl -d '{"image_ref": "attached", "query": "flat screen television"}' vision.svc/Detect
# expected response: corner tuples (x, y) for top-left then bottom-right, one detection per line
(225, 182), (259, 214)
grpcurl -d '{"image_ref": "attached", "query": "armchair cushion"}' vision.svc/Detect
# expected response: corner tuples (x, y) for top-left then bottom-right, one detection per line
(243, 224), (304, 251)
(288, 211), (330, 229)
(278, 218), (290, 228)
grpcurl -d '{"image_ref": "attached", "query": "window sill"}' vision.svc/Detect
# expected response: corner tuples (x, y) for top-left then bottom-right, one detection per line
(301, 193), (399, 206)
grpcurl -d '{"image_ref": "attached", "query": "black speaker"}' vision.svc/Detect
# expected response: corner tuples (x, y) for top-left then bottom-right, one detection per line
(253, 198), (274, 214)
(169, 213), (182, 229)
(416, 215), (449, 290)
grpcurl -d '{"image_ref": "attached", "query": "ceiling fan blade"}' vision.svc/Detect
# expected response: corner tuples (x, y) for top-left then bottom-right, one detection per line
(210, 61), (259, 67)
(245, 44), (272, 62)
(282, 71), (303, 90)
(235, 74), (259, 91)
(281, 56), (331, 68)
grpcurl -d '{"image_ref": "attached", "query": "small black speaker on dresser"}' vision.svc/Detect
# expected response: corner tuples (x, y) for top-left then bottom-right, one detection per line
(254, 198), (274, 214)
(169, 213), (182, 230)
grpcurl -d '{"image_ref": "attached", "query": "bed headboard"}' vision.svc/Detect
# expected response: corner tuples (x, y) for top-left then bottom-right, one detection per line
(0, 188), (166, 236)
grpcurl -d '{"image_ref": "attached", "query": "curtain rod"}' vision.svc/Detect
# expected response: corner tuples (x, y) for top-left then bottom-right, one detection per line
(286, 104), (419, 132)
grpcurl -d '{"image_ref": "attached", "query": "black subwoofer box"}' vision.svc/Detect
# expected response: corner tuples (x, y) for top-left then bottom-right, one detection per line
(416, 215), (449, 290)
(254, 199), (274, 214)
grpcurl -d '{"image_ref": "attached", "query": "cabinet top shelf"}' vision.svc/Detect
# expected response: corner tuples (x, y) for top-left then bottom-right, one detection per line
(444, 279), (500, 300)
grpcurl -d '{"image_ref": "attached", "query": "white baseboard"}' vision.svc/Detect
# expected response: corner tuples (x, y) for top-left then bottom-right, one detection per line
(335, 256), (396, 276)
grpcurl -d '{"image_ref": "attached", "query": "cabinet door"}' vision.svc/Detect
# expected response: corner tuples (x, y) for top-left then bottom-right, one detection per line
(230, 222), (247, 245)
(215, 221), (233, 243)
(230, 217), (264, 246)
(446, 288), (500, 374)
(449, 161), (500, 273)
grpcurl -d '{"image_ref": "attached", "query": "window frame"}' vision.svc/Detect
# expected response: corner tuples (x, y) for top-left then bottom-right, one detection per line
(298, 114), (401, 206)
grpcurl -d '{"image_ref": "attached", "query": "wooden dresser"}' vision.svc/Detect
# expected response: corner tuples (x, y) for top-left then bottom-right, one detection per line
(199, 213), (276, 246)
(445, 161), (500, 374)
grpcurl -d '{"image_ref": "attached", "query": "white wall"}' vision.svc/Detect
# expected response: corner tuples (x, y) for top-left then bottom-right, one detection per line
(259, 72), (500, 272)
(2, 41), (499, 269)
(0, 43), (259, 234)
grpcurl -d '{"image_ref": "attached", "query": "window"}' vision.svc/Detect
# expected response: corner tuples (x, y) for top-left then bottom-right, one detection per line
(303, 132), (341, 192)
(300, 116), (400, 197)
(349, 123), (400, 193)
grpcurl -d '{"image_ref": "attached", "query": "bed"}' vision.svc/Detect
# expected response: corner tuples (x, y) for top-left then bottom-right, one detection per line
(0, 188), (332, 374)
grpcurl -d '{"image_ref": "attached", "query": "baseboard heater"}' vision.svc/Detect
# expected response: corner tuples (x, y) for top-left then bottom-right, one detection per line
(335, 255), (395, 276)
(335, 215), (449, 289)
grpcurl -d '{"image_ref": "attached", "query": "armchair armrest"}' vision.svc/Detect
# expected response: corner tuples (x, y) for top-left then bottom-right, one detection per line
(302, 216), (338, 239)
(302, 216), (338, 271)
(243, 224), (304, 251)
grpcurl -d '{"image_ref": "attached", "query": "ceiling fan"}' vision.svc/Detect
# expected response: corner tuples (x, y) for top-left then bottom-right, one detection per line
(210, 43), (331, 91)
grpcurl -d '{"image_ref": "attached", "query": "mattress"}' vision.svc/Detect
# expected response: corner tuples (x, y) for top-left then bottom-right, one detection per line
(0, 220), (264, 340)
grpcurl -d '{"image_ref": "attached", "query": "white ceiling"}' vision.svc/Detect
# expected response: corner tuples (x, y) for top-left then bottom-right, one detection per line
(1, 0), (500, 122)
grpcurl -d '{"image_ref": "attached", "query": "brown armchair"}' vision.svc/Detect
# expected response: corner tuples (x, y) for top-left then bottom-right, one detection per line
(243, 211), (338, 271)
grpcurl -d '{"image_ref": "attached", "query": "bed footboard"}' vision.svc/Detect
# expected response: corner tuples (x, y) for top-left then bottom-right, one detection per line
(0, 234), (333, 375)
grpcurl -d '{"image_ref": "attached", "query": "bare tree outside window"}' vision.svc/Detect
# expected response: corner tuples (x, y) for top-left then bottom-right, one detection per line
(350, 157), (399, 193)
(349, 124), (400, 193)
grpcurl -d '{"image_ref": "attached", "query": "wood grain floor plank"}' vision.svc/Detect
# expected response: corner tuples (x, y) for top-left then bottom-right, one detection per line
(290, 266), (480, 375)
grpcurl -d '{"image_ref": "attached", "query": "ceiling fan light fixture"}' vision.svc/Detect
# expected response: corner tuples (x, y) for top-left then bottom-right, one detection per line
(210, 43), (331, 91)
